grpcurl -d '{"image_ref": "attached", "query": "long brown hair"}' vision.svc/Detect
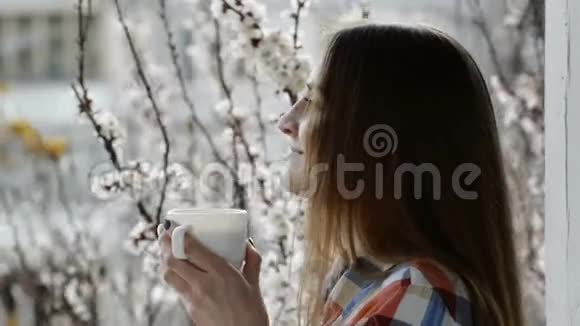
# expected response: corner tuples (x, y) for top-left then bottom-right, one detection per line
(299, 24), (522, 326)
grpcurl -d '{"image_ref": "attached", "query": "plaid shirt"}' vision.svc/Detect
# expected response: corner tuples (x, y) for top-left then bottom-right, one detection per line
(321, 257), (473, 325)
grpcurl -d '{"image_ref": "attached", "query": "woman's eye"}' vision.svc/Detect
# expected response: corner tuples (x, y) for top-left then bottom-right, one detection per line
(303, 97), (313, 111)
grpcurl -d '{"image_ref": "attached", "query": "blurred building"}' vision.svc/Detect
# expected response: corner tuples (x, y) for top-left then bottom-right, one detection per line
(0, 0), (507, 125)
(0, 0), (118, 190)
(0, 0), (119, 126)
(0, 1), (101, 81)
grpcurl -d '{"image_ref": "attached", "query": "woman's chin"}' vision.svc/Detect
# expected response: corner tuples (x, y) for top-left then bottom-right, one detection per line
(281, 169), (304, 195)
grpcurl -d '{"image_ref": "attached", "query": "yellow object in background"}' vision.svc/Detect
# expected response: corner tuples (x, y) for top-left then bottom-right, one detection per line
(8, 119), (36, 136)
(6, 314), (19, 326)
(6, 119), (70, 160)
(0, 82), (9, 94)
(42, 138), (69, 161)
(8, 119), (43, 153)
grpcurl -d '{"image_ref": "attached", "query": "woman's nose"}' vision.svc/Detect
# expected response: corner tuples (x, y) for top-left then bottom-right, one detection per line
(278, 110), (299, 138)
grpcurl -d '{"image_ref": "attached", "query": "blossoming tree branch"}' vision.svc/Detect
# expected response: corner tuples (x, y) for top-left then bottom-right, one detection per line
(71, 0), (314, 323)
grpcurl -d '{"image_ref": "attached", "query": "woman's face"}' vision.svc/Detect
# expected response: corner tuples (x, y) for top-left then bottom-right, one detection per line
(278, 94), (313, 194)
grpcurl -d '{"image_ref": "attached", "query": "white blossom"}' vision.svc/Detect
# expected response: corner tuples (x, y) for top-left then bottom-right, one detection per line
(92, 109), (127, 148)
(210, 0), (312, 100)
(214, 99), (232, 118)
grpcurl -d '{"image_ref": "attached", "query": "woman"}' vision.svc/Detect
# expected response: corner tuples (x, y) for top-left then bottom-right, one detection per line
(157, 24), (523, 325)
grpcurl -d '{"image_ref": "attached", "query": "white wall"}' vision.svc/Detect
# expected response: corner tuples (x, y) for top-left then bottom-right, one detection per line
(545, 0), (580, 324)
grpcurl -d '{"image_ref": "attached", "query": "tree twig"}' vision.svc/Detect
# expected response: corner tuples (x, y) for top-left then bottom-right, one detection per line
(212, 18), (251, 208)
(158, 0), (235, 176)
(72, 0), (154, 224)
(113, 0), (171, 225)
(0, 192), (30, 273)
(466, 0), (512, 93)
(219, 0), (299, 105)
(220, 0), (245, 20)
(290, 0), (307, 50)
(249, 70), (267, 157)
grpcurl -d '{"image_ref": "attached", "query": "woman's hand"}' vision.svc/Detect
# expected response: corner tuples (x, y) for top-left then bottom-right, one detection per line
(158, 223), (269, 326)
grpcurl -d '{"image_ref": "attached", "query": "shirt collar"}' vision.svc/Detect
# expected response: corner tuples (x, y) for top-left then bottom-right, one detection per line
(357, 255), (395, 273)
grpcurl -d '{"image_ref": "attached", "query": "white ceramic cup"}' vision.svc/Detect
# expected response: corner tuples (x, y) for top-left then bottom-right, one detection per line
(166, 208), (249, 268)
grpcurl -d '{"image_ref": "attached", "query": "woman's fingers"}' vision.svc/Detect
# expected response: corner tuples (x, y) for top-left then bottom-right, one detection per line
(159, 221), (227, 273)
(159, 231), (194, 300)
(166, 255), (210, 289)
(242, 240), (262, 287)
(159, 231), (211, 288)
(159, 230), (173, 255)
(182, 232), (229, 273)
(162, 268), (191, 301)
